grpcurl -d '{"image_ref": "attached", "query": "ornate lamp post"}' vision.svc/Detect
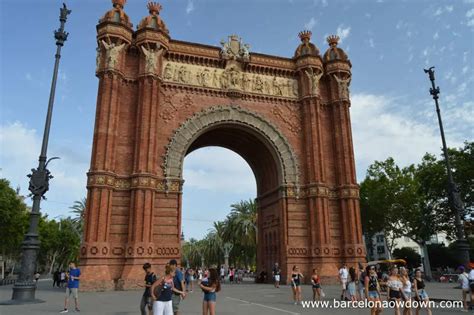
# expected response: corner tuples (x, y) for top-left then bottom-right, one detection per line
(8, 4), (71, 303)
(424, 67), (470, 267)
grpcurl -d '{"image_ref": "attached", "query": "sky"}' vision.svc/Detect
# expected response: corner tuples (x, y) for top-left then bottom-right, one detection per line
(1, 0), (473, 240)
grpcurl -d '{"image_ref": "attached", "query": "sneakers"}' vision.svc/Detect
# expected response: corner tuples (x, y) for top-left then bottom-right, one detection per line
(75, 309), (80, 312)
(59, 310), (68, 313)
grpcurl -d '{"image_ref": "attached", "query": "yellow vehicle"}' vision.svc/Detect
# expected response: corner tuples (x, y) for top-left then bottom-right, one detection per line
(367, 259), (407, 292)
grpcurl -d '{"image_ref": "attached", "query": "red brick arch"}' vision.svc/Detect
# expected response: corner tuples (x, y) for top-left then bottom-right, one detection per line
(79, 2), (366, 291)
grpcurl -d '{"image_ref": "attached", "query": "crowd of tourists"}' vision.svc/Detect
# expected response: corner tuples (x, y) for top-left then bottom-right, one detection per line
(140, 260), (220, 315)
(272, 262), (435, 315)
(52, 259), (474, 314)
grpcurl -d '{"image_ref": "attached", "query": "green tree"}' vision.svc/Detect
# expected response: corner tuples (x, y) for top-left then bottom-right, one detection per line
(0, 179), (29, 274)
(416, 142), (474, 239)
(224, 199), (257, 268)
(38, 216), (81, 274)
(392, 247), (421, 269)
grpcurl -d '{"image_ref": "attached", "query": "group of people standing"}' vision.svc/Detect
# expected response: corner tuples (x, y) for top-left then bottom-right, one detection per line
(52, 269), (68, 288)
(219, 265), (246, 284)
(271, 262), (433, 315)
(140, 260), (221, 315)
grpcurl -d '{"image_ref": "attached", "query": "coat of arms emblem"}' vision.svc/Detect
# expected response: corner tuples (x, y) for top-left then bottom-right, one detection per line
(220, 35), (250, 62)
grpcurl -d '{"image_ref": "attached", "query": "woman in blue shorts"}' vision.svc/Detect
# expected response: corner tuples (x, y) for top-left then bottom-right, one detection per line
(413, 269), (432, 315)
(200, 268), (221, 315)
(365, 265), (382, 315)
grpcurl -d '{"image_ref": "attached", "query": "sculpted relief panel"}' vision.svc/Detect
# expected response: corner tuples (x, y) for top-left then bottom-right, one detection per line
(162, 61), (299, 99)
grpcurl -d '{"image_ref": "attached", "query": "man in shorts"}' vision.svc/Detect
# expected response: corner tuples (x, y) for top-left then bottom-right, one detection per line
(60, 262), (81, 313)
(139, 262), (157, 315)
(272, 263), (281, 288)
(339, 263), (348, 300)
(169, 259), (185, 315)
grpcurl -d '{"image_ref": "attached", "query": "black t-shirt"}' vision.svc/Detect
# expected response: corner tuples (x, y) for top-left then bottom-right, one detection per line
(273, 267), (281, 276)
(144, 272), (157, 297)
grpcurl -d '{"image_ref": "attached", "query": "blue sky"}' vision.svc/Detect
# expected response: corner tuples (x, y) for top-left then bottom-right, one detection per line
(1, 0), (473, 240)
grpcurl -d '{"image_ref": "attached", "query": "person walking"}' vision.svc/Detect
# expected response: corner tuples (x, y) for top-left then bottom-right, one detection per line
(400, 267), (413, 315)
(468, 267), (474, 310)
(34, 272), (40, 283)
(365, 265), (382, 315)
(339, 264), (348, 300)
(139, 262), (157, 315)
(229, 267), (234, 284)
(290, 265), (303, 305)
(413, 269), (432, 315)
(200, 268), (221, 315)
(53, 269), (60, 288)
(60, 270), (66, 288)
(347, 267), (357, 301)
(151, 264), (186, 315)
(311, 268), (322, 301)
(458, 266), (470, 312)
(272, 263), (281, 288)
(358, 265), (367, 300)
(169, 259), (185, 315)
(185, 269), (191, 292)
(189, 268), (195, 292)
(220, 266), (225, 283)
(387, 266), (404, 315)
(60, 262), (81, 313)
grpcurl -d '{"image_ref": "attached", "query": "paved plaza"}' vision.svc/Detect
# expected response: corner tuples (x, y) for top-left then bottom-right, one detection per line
(0, 280), (469, 315)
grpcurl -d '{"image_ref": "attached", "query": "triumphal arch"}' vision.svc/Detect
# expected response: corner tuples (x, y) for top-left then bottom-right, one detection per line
(80, 0), (365, 290)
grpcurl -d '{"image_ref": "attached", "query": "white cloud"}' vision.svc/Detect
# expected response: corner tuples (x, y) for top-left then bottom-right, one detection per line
(368, 38), (375, 48)
(336, 24), (351, 42)
(25, 73), (32, 81)
(186, 0), (194, 14)
(433, 32), (439, 40)
(445, 5), (454, 12)
(350, 93), (464, 180)
(312, 0), (328, 7)
(183, 147), (256, 194)
(304, 17), (317, 30)
(0, 122), (88, 218)
(467, 8), (474, 27)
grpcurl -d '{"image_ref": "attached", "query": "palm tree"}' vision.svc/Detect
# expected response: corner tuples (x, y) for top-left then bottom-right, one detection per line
(226, 199), (257, 247)
(70, 197), (86, 237)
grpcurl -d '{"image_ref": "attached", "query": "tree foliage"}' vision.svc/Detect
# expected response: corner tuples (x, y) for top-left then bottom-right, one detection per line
(0, 179), (29, 262)
(360, 142), (473, 262)
(181, 199), (257, 269)
(392, 247), (421, 269)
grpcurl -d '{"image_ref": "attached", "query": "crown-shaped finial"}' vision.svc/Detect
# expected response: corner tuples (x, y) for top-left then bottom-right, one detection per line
(326, 35), (340, 47)
(147, 1), (162, 14)
(298, 30), (312, 42)
(112, 0), (126, 9)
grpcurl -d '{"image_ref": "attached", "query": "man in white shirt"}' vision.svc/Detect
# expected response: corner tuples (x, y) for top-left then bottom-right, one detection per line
(339, 264), (348, 300)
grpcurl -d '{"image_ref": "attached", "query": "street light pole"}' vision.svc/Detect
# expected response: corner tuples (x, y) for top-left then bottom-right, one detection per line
(424, 66), (470, 267)
(8, 3), (71, 303)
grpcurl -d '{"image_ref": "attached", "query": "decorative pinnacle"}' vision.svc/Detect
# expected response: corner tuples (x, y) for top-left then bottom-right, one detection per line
(326, 35), (340, 47)
(112, 0), (126, 9)
(147, 1), (162, 14)
(298, 30), (312, 42)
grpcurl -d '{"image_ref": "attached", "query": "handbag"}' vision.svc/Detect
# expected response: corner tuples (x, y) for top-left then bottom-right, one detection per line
(153, 279), (164, 300)
(320, 289), (326, 298)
